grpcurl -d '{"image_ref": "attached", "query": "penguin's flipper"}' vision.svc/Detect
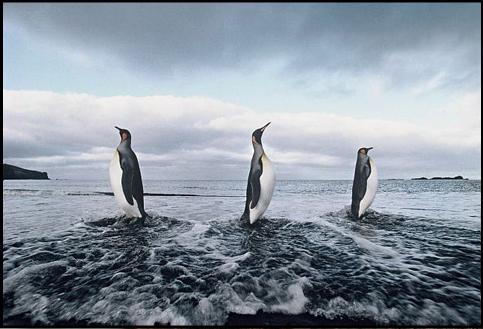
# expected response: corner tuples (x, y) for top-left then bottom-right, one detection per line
(353, 161), (372, 202)
(132, 168), (145, 215)
(249, 168), (262, 209)
(242, 179), (252, 219)
(120, 159), (134, 205)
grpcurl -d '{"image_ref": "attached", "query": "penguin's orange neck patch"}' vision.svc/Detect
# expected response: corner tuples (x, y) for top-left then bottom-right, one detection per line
(122, 133), (128, 140)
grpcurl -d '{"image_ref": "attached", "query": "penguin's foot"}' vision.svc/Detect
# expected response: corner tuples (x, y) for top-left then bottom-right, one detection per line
(130, 216), (146, 226)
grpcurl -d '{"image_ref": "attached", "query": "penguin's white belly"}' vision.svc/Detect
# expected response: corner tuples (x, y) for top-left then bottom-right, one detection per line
(249, 155), (275, 224)
(109, 150), (142, 218)
(359, 157), (378, 217)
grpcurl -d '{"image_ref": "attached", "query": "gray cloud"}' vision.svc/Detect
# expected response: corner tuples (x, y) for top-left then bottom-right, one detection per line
(4, 3), (481, 91)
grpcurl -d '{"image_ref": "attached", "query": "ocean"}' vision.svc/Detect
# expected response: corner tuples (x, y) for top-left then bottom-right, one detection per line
(2, 179), (481, 326)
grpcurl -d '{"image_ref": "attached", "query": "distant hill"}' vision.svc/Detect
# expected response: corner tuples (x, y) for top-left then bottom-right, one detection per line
(3, 164), (49, 180)
(411, 175), (468, 180)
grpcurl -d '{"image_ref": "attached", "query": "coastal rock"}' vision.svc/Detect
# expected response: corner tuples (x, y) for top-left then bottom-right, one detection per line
(3, 164), (49, 180)
(411, 175), (467, 180)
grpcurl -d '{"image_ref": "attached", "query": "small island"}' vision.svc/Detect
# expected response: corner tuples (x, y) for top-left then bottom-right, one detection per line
(411, 175), (468, 180)
(3, 164), (49, 180)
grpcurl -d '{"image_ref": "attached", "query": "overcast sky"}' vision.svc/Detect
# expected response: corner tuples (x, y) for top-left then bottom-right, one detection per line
(3, 3), (481, 179)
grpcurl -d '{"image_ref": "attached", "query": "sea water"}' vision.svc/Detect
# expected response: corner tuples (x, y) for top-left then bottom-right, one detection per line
(2, 179), (481, 325)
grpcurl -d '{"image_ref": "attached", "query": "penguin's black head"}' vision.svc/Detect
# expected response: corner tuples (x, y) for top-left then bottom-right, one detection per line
(358, 147), (373, 155)
(115, 126), (131, 141)
(252, 122), (271, 144)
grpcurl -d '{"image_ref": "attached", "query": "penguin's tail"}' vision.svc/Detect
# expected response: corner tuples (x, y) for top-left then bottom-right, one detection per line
(240, 210), (249, 221)
(141, 210), (151, 221)
(350, 203), (360, 220)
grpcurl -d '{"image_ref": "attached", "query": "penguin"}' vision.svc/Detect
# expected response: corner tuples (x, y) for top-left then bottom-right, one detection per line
(351, 147), (378, 219)
(242, 122), (275, 224)
(109, 126), (147, 219)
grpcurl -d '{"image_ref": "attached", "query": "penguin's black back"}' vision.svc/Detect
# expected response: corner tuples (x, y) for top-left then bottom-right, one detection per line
(118, 149), (146, 218)
(351, 157), (372, 219)
(242, 154), (263, 219)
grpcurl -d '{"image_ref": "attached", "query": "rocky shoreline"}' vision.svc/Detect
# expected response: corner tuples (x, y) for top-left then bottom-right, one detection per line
(411, 175), (468, 180)
(3, 164), (49, 180)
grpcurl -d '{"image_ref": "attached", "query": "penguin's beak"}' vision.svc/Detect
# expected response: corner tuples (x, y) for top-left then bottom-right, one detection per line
(114, 126), (121, 131)
(260, 122), (271, 132)
(367, 147), (373, 151)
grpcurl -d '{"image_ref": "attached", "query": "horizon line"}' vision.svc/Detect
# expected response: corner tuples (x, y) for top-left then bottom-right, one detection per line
(18, 177), (481, 181)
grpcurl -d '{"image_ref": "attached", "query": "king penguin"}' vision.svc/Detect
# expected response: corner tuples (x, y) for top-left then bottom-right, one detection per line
(242, 122), (276, 224)
(351, 147), (378, 219)
(109, 126), (147, 219)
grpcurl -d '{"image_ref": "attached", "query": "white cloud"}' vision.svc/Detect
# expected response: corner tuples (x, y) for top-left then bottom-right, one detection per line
(458, 90), (481, 130)
(3, 90), (481, 179)
(411, 71), (447, 95)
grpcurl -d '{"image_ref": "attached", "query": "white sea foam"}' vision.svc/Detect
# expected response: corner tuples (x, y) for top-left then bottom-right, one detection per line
(270, 278), (310, 314)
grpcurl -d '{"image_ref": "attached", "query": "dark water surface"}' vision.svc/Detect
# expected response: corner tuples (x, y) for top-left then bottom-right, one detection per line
(3, 179), (481, 325)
